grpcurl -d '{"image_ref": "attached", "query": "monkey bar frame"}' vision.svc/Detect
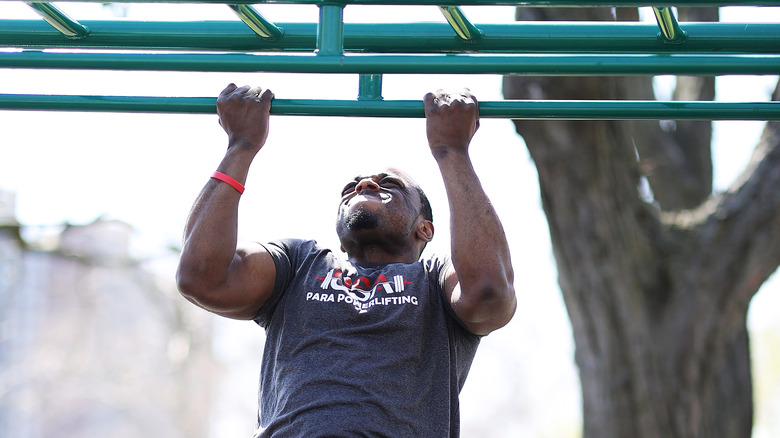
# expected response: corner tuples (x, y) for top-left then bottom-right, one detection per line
(1, 0), (779, 119)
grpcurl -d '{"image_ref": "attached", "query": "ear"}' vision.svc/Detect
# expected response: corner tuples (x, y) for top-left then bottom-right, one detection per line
(415, 219), (434, 243)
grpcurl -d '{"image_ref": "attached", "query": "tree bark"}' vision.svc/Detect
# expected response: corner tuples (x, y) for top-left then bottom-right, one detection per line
(503, 7), (780, 438)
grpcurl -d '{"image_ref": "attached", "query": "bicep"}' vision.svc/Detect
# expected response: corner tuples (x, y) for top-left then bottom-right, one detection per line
(183, 242), (277, 320)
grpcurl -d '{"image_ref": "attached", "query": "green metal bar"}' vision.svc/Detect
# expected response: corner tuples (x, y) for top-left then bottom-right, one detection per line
(3, 51), (779, 75)
(438, 6), (483, 42)
(26, 2), (89, 39)
(228, 4), (284, 40)
(3, 21), (779, 54)
(358, 74), (383, 100)
(24, 0), (780, 7)
(317, 3), (345, 56)
(1, 94), (779, 120)
(652, 7), (687, 44)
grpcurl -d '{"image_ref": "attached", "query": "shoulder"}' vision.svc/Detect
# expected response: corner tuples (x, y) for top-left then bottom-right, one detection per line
(263, 238), (318, 253)
(421, 252), (451, 272)
(421, 253), (455, 288)
(262, 238), (330, 261)
(260, 238), (340, 286)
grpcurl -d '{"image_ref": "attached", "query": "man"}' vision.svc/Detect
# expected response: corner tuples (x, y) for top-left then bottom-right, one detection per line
(176, 84), (516, 437)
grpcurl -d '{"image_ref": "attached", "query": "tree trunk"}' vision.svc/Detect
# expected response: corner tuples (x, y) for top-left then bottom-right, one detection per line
(503, 7), (780, 438)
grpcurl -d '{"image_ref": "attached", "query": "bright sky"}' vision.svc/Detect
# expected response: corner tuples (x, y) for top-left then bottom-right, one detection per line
(0, 3), (778, 437)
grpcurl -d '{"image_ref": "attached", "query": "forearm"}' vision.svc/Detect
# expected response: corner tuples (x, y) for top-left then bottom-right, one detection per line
(424, 88), (515, 333)
(434, 150), (514, 294)
(177, 147), (255, 294)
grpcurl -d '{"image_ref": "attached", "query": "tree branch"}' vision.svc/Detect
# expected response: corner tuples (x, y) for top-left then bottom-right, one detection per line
(700, 81), (780, 304)
(659, 81), (780, 396)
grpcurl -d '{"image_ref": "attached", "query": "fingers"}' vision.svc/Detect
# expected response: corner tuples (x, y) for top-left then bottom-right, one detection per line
(217, 84), (275, 121)
(423, 92), (437, 116)
(466, 89), (479, 107)
(462, 89), (480, 132)
(425, 88), (477, 108)
(220, 83), (238, 97)
(424, 88), (479, 124)
(216, 84), (274, 141)
(257, 88), (275, 110)
(219, 84), (273, 103)
(424, 88), (480, 149)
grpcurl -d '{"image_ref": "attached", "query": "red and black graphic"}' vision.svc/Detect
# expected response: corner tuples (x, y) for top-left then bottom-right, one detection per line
(310, 269), (417, 313)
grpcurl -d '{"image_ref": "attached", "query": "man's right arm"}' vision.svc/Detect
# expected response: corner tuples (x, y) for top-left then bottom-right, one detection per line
(176, 84), (277, 320)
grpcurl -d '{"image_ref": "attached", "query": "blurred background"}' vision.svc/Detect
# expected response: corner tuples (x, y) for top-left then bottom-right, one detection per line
(0, 2), (778, 437)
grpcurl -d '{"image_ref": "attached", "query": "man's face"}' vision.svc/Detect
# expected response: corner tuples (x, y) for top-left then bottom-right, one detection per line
(335, 169), (423, 248)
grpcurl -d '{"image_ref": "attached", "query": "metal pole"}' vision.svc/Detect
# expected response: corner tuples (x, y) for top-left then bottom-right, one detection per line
(317, 3), (345, 56)
(438, 6), (483, 42)
(652, 7), (687, 44)
(1, 94), (779, 120)
(2, 51), (778, 75)
(26, 2), (89, 39)
(20, 0), (780, 6)
(3, 20), (778, 54)
(358, 74), (384, 101)
(228, 4), (284, 40)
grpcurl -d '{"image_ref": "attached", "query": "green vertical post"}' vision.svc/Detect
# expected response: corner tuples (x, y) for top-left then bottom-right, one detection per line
(317, 3), (345, 56)
(438, 6), (483, 42)
(27, 2), (89, 39)
(228, 4), (284, 40)
(653, 7), (687, 44)
(358, 74), (383, 101)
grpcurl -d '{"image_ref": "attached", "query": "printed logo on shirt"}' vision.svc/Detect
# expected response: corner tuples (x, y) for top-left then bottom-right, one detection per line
(310, 269), (417, 313)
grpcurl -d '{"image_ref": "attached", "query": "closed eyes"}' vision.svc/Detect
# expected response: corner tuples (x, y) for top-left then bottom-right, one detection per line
(341, 182), (357, 196)
(379, 177), (402, 188)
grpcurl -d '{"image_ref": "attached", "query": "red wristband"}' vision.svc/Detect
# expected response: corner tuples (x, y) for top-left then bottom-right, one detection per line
(211, 171), (245, 194)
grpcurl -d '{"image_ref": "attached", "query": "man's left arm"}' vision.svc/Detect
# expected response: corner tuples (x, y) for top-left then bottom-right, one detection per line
(424, 89), (517, 336)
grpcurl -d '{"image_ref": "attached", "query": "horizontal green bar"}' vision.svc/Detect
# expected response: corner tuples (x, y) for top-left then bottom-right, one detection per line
(3, 51), (779, 75)
(1, 94), (779, 120)
(3, 21), (779, 54)
(33, 0), (780, 7)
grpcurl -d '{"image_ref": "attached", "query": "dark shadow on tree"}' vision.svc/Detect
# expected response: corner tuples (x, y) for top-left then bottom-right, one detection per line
(503, 6), (779, 438)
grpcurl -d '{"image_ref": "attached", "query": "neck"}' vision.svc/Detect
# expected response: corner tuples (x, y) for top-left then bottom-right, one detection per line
(343, 242), (420, 264)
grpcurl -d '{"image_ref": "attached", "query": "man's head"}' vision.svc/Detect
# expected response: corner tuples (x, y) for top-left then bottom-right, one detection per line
(336, 168), (434, 262)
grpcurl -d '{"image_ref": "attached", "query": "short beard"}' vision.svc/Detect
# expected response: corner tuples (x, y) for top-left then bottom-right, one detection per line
(344, 209), (379, 231)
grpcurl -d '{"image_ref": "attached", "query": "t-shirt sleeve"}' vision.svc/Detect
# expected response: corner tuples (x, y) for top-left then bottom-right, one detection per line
(426, 254), (482, 392)
(426, 254), (483, 339)
(253, 238), (304, 328)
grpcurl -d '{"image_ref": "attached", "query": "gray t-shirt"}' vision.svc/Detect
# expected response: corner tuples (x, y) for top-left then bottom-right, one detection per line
(253, 239), (480, 438)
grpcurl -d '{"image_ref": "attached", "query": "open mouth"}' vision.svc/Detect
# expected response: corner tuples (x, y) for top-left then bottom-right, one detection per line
(351, 192), (392, 204)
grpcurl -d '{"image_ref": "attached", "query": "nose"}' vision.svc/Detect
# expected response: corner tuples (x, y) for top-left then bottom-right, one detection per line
(355, 178), (379, 194)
